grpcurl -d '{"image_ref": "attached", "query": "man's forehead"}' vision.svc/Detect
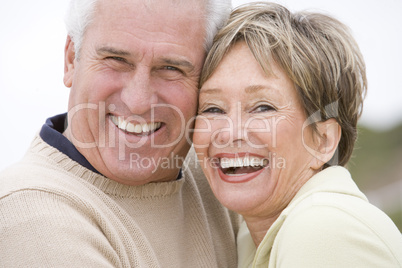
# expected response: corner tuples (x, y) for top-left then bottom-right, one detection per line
(85, 0), (207, 68)
(92, 0), (206, 33)
(96, 0), (205, 14)
(142, 0), (204, 8)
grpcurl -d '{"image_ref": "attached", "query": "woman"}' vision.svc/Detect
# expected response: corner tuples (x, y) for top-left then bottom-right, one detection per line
(193, 2), (402, 267)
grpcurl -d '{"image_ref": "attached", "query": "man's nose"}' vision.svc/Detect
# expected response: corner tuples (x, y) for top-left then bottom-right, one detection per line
(120, 67), (158, 115)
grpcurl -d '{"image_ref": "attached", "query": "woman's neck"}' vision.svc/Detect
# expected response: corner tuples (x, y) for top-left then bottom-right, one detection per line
(243, 214), (280, 247)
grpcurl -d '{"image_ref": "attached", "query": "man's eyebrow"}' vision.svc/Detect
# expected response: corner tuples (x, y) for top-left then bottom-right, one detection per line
(96, 46), (131, 56)
(161, 58), (194, 71)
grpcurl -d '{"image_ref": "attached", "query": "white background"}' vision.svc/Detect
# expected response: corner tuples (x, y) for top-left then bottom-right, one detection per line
(1, 0), (402, 171)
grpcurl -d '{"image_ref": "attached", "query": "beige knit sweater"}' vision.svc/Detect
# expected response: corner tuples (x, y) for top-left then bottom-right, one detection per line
(0, 135), (241, 267)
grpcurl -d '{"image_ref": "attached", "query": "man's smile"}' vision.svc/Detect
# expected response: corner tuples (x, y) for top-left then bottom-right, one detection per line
(109, 114), (162, 136)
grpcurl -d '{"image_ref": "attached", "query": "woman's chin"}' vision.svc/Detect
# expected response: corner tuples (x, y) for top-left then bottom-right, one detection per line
(207, 166), (272, 214)
(209, 183), (264, 215)
(219, 195), (260, 216)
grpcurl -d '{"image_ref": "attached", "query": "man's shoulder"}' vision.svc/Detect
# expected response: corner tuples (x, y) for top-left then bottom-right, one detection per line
(183, 146), (208, 184)
(183, 146), (242, 227)
(182, 146), (220, 201)
(0, 138), (96, 203)
(0, 160), (135, 268)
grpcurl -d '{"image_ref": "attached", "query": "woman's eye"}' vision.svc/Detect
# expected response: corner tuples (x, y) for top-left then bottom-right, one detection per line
(201, 107), (225, 114)
(253, 104), (276, 113)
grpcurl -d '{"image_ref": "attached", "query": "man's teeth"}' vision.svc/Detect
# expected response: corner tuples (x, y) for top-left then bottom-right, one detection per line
(110, 115), (161, 134)
(220, 157), (268, 169)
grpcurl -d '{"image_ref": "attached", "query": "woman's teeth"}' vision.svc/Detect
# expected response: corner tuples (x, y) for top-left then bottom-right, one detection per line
(110, 115), (161, 135)
(220, 156), (268, 169)
(219, 156), (269, 175)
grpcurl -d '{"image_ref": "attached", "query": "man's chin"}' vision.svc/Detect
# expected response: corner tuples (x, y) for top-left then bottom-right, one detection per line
(96, 141), (190, 185)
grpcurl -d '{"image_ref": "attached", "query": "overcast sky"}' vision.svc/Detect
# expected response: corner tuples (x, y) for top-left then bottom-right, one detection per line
(1, 0), (401, 171)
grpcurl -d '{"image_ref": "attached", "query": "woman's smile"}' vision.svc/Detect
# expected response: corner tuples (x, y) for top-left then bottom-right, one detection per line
(210, 153), (269, 183)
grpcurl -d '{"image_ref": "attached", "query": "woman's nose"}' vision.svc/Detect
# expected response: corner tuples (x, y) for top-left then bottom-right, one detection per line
(213, 111), (246, 148)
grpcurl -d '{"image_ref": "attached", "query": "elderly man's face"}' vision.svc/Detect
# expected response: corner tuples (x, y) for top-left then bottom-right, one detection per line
(63, 0), (206, 185)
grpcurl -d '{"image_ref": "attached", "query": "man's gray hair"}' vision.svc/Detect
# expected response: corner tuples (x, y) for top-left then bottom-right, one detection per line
(65, 0), (232, 56)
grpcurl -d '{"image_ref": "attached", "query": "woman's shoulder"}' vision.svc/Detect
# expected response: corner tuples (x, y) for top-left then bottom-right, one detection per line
(273, 190), (402, 267)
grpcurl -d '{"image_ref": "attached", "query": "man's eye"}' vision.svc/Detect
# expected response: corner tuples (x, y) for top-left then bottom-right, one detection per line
(106, 56), (126, 62)
(253, 104), (276, 113)
(202, 107), (225, 114)
(164, 66), (181, 72)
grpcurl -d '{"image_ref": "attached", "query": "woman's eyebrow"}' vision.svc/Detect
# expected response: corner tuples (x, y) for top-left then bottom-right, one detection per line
(199, 88), (222, 95)
(245, 85), (273, 94)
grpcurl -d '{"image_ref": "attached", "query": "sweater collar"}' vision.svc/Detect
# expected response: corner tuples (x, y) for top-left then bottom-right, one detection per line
(30, 134), (185, 198)
(37, 114), (184, 197)
(39, 113), (100, 175)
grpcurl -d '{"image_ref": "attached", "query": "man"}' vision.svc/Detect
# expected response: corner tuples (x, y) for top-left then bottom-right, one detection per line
(0, 0), (241, 266)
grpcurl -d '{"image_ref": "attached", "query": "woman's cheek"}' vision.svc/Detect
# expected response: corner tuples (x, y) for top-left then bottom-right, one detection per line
(193, 117), (213, 151)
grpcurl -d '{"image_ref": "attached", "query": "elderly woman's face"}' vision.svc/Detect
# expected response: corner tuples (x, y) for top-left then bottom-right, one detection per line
(193, 42), (319, 218)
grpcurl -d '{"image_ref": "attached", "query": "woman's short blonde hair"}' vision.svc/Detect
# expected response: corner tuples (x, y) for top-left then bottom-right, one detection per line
(201, 2), (367, 167)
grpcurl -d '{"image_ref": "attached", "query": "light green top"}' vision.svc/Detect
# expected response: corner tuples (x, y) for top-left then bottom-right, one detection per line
(238, 166), (402, 268)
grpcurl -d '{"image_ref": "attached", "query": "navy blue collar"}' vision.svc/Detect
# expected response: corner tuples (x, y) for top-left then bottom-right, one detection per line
(39, 113), (100, 174)
(39, 113), (182, 180)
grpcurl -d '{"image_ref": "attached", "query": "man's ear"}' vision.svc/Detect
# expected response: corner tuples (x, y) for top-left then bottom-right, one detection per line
(310, 118), (342, 170)
(64, 36), (76, 88)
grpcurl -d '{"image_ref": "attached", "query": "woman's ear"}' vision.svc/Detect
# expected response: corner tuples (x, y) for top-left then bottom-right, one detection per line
(309, 118), (341, 170)
(63, 35), (76, 88)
